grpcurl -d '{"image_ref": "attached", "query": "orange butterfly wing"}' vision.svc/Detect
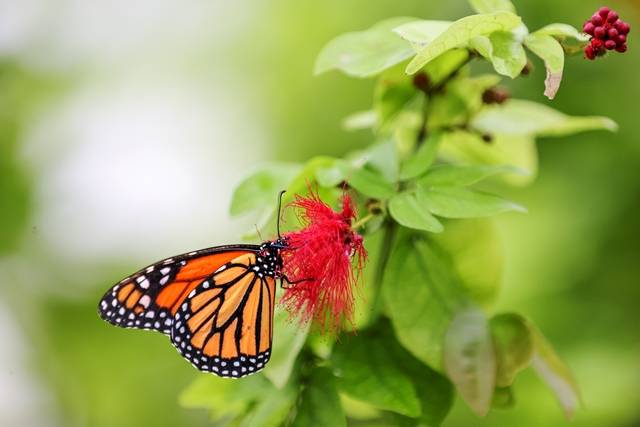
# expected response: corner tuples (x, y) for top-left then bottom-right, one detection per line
(171, 252), (276, 378)
(98, 245), (259, 334)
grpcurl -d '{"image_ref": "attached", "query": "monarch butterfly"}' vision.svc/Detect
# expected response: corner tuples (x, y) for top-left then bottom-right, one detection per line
(98, 194), (291, 378)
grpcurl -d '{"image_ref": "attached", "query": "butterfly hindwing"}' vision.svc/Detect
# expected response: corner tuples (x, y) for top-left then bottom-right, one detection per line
(171, 252), (277, 378)
(98, 245), (260, 335)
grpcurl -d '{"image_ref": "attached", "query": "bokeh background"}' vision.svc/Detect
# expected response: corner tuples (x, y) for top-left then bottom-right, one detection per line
(1, 0), (638, 426)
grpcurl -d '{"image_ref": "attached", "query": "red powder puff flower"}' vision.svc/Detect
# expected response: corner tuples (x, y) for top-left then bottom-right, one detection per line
(280, 190), (367, 332)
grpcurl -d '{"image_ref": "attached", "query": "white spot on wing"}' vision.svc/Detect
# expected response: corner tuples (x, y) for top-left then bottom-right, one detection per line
(139, 295), (151, 308)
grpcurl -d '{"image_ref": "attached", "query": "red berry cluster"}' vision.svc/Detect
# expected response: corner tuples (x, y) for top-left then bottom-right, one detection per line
(583, 7), (631, 60)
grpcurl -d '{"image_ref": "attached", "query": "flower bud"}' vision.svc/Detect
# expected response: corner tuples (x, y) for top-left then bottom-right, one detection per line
(594, 26), (606, 39)
(598, 7), (611, 18)
(583, 22), (595, 35)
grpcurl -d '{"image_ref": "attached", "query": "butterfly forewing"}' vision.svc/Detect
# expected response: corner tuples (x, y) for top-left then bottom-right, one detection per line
(98, 245), (259, 334)
(171, 252), (277, 378)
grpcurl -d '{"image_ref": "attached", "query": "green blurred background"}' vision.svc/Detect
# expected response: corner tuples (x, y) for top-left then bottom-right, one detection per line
(0, 0), (638, 426)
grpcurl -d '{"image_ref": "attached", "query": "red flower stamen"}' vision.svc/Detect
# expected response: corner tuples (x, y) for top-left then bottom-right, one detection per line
(280, 190), (366, 332)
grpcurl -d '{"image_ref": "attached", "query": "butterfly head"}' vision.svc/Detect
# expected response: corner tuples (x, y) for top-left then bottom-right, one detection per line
(257, 238), (288, 278)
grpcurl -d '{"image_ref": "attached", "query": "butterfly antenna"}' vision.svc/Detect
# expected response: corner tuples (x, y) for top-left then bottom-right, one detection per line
(276, 190), (286, 239)
(254, 224), (263, 241)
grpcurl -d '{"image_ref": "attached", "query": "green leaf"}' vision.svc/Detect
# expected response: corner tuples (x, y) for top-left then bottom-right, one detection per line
(339, 394), (381, 420)
(239, 381), (297, 427)
(315, 17), (417, 78)
(423, 48), (471, 85)
(230, 164), (302, 216)
(470, 31), (527, 78)
(332, 333), (421, 416)
(287, 156), (341, 202)
(406, 12), (522, 74)
(439, 131), (538, 186)
(363, 140), (400, 183)
(449, 74), (503, 114)
(468, 0), (516, 14)
(428, 90), (470, 129)
(525, 33), (565, 99)
(490, 313), (534, 387)
(179, 374), (272, 421)
(238, 156), (339, 238)
(420, 164), (522, 187)
(291, 368), (346, 427)
(527, 321), (581, 419)
(534, 23), (589, 42)
(392, 110), (423, 156)
(389, 191), (444, 233)
(341, 162), (396, 199)
(374, 73), (419, 129)
(315, 165), (345, 188)
(379, 320), (456, 426)
(342, 110), (377, 131)
(472, 99), (618, 137)
(492, 386), (516, 409)
(399, 133), (442, 180)
(444, 307), (496, 416)
(263, 307), (309, 388)
(383, 233), (466, 370)
(420, 186), (526, 218)
(433, 219), (503, 307)
(393, 20), (453, 47)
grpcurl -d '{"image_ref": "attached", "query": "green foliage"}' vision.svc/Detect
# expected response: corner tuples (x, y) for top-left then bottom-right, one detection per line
(406, 12), (522, 74)
(419, 164), (521, 187)
(383, 233), (466, 370)
(528, 320), (581, 419)
(524, 32), (564, 99)
(420, 186), (526, 218)
(393, 20), (453, 47)
(534, 23), (589, 42)
(432, 219), (503, 306)
(230, 164), (302, 216)
(180, 374), (276, 423)
(332, 332), (421, 416)
(439, 132), (538, 185)
(490, 313), (533, 387)
(182, 1), (619, 425)
(292, 368), (347, 427)
(468, 0), (516, 14)
(471, 30), (528, 79)
(444, 308), (496, 416)
(471, 99), (617, 137)
(314, 18), (416, 78)
(263, 308), (309, 388)
(389, 191), (444, 232)
(0, 63), (62, 254)
(399, 133), (441, 180)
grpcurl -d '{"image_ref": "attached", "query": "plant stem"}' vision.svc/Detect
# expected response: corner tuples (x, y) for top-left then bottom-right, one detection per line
(416, 50), (476, 146)
(370, 219), (398, 315)
(351, 213), (374, 230)
(369, 52), (476, 318)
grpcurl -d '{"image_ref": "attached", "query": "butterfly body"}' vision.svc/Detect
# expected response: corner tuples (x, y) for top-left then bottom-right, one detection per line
(98, 239), (287, 378)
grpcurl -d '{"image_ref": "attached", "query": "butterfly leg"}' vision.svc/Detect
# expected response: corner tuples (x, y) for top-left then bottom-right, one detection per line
(280, 275), (314, 289)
